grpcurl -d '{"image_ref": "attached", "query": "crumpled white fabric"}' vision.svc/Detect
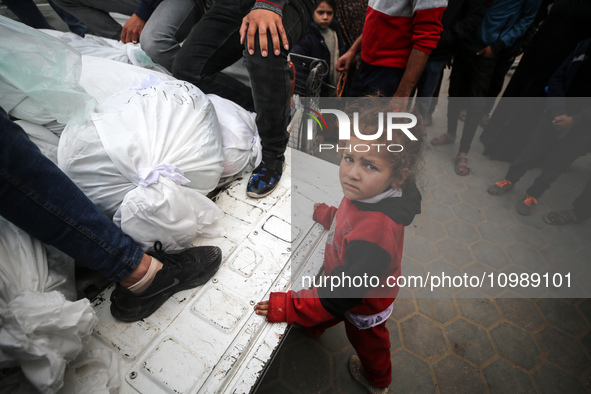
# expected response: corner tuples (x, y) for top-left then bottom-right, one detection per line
(58, 80), (225, 251)
(60, 349), (120, 394)
(0, 291), (98, 394)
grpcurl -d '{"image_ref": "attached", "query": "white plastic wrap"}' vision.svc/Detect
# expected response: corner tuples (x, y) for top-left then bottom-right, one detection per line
(14, 120), (60, 164)
(207, 94), (262, 184)
(0, 217), (103, 394)
(40, 29), (169, 75)
(58, 80), (225, 251)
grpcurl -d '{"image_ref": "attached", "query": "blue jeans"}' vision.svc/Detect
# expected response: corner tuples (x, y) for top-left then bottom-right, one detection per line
(2, 0), (88, 36)
(415, 58), (446, 117)
(0, 108), (143, 282)
(172, 0), (313, 159)
(141, 0), (206, 71)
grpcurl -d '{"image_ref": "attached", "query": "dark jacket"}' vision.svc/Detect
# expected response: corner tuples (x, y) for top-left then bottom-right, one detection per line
(547, 37), (591, 126)
(291, 20), (347, 95)
(429, 0), (486, 61)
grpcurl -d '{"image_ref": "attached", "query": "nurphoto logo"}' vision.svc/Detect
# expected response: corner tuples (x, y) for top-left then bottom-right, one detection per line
(304, 108), (418, 152)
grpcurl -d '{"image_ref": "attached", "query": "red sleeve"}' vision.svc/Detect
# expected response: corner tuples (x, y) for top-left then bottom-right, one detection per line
(312, 203), (337, 229)
(412, 7), (445, 54)
(267, 288), (335, 326)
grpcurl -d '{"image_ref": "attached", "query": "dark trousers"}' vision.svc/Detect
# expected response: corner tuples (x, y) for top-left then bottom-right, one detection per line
(303, 316), (392, 387)
(348, 59), (405, 98)
(573, 177), (591, 222)
(506, 112), (591, 199)
(447, 46), (498, 154)
(172, 0), (312, 159)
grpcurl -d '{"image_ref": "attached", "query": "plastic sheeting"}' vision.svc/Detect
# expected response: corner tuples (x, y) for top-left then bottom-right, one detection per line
(0, 16), (95, 125)
(58, 80), (225, 251)
(0, 217), (113, 394)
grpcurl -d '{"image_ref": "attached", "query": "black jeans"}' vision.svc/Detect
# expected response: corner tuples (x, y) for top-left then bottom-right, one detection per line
(172, 0), (313, 159)
(506, 112), (591, 199)
(447, 46), (498, 154)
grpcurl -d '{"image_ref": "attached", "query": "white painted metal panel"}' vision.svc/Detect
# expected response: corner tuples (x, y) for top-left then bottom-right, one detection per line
(90, 148), (343, 393)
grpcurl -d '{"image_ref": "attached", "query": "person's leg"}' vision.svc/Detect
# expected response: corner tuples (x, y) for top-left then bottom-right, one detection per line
(172, 0), (256, 111)
(504, 114), (559, 184)
(3, 0), (54, 29)
(482, 53), (516, 117)
(51, 0), (138, 40)
(458, 54), (497, 155)
(48, 0), (88, 37)
(415, 59), (446, 119)
(302, 316), (344, 338)
(526, 125), (591, 199)
(345, 319), (392, 387)
(141, 0), (206, 72)
(0, 107), (142, 282)
(446, 48), (471, 140)
(572, 176), (591, 223)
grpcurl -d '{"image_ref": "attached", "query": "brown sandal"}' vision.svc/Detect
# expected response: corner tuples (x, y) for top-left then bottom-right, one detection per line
(431, 133), (456, 146)
(544, 210), (578, 225)
(455, 155), (470, 176)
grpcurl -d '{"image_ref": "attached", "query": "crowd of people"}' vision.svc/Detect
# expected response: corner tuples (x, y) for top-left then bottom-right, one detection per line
(2, 0), (590, 392)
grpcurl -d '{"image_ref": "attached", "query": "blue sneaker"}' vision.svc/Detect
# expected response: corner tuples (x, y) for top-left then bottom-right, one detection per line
(246, 156), (285, 198)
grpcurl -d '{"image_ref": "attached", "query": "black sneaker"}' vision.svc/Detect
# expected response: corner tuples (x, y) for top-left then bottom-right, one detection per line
(110, 241), (222, 322)
(246, 155), (285, 198)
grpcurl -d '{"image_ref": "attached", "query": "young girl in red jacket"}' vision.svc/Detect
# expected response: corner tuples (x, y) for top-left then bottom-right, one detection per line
(255, 104), (424, 393)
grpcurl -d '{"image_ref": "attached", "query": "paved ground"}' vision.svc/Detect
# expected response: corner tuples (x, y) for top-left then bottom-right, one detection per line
(256, 89), (591, 393)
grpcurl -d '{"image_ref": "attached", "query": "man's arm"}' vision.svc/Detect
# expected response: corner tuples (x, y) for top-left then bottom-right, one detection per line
(336, 34), (362, 72)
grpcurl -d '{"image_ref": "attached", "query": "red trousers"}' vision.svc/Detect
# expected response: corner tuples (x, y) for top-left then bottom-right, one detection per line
(304, 316), (392, 387)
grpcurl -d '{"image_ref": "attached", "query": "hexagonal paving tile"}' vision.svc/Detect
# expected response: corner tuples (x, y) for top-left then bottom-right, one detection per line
(422, 200), (455, 223)
(578, 299), (591, 323)
(445, 219), (480, 245)
(391, 297), (416, 321)
(333, 347), (359, 393)
(535, 326), (591, 375)
(483, 359), (537, 394)
(435, 238), (474, 267)
(400, 314), (447, 359)
(452, 203), (486, 225)
(477, 222), (514, 246)
(416, 289), (458, 323)
(432, 185), (461, 205)
(410, 216), (447, 242)
(462, 263), (502, 298)
(445, 318), (494, 365)
(490, 322), (540, 370)
(495, 298), (544, 331)
(404, 236), (438, 264)
(456, 290), (501, 327)
(437, 173), (468, 191)
(537, 299), (587, 336)
(471, 241), (511, 270)
(482, 205), (518, 227)
(390, 350), (436, 394)
(540, 245), (584, 275)
(387, 318), (402, 350)
(433, 355), (487, 394)
(509, 224), (548, 250)
(314, 322), (352, 353)
(459, 188), (490, 208)
(426, 259), (462, 279)
(506, 243), (547, 272)
(541, 225), (582, 249)
(282, 339), (332, 392)
(534, 364), (588, 394)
